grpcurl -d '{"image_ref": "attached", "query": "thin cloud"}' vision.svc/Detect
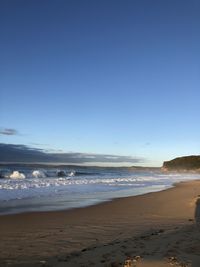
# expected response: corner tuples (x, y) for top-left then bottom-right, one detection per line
(0, 128), (18, 136)
(145, 142), (151, 146)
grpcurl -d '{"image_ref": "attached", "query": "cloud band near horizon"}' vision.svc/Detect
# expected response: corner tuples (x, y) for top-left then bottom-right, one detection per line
(0, 143), (145, 165)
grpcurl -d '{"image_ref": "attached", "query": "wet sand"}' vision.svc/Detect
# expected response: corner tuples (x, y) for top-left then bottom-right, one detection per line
(0, 180), (200, 267)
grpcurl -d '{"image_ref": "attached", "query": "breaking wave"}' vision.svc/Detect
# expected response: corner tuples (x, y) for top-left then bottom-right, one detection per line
(68, 171), (75, 177)
(0, 171), (198, 191)
(1, 166), (200, 206)
(0, 169), (79, 179)
(9, 171), (25, 179)
(32, 170), (46, 178)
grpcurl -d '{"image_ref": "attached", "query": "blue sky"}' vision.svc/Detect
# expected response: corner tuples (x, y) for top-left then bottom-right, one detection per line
(1, 0), (200, 166)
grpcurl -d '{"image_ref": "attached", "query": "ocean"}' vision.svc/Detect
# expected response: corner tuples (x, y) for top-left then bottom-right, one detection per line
(0, 165), (199, 215)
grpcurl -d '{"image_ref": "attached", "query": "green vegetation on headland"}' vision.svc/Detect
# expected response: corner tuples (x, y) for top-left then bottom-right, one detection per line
(163, 156), (200, 171)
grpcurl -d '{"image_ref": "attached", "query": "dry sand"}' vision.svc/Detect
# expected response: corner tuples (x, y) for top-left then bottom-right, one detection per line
(0, 180), (200, 267)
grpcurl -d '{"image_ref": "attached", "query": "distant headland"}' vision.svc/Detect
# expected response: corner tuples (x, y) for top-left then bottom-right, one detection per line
(163, 155), (200, 171)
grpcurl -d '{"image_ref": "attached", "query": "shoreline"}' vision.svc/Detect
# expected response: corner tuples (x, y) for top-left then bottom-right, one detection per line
(1, 167), (199, 217)
(0, 178), (194, 217)
(0, 183), (173, 217)
(0, 183), (172, 217)
(1, 180), (200, 266)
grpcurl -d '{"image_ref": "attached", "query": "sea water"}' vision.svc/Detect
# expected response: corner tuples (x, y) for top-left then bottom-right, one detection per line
(0, 165), (199, 215)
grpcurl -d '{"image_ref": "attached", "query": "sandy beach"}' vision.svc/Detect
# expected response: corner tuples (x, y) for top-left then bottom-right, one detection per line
(0, 180), (200, 267)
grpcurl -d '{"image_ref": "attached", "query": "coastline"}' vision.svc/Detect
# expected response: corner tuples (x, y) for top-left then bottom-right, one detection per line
(1, 180), (200, 266)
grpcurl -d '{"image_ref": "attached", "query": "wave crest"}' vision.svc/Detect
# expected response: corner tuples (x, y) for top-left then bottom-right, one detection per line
(68, 171), (75, 177)
(9, 171), (26, 179)
(32, 170), (46, 178)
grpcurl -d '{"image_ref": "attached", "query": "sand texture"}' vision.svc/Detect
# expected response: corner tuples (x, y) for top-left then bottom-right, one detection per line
(0, 180), (200, 267)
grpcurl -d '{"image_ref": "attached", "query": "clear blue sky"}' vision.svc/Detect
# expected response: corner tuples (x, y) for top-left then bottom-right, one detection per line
(1, 0), (200, 166)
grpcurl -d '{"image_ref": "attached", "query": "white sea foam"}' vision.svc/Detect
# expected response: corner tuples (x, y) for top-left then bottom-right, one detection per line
(0, 172), (198, 192)
(1, 167), (200, 209)
(32, 170), (46, 178)
(68, 171), (76, 177)
(9, 171), (26, 179)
